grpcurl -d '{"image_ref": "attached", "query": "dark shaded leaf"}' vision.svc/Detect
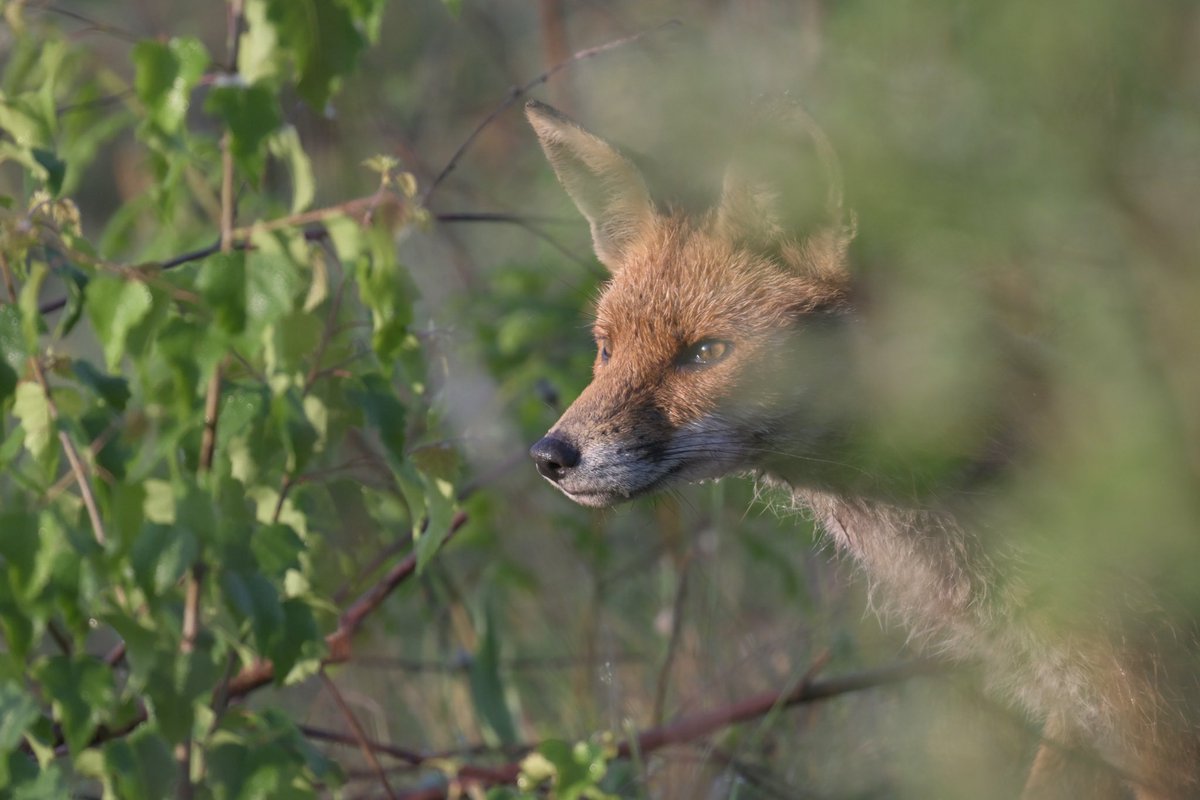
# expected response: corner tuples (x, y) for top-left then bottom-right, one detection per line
(469, 603), (518, 746)
(205, 84), (283, 177)
(34, 655), (115, 755)
(72, 359), (131, 411)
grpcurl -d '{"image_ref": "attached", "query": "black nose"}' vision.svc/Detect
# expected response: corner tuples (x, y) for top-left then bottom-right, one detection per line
(530, 435), (581, 482)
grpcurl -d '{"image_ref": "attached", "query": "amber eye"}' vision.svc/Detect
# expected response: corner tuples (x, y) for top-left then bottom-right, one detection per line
(678, 339), (733, 368)
(597, 337), (611, 365)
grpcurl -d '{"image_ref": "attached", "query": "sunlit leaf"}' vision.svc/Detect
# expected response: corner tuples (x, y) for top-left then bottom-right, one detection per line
(268, 125), (315, 214)
(133, 37), (209, 134)
(12, 382), (52, 460)
(85, 275), (154, 370)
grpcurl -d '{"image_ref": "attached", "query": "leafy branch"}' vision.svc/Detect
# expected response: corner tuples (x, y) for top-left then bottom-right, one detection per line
(332, 657), (945, 799)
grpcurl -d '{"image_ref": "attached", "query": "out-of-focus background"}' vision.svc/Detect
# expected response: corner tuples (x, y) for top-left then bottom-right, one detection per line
(2, 1), (1199, 797)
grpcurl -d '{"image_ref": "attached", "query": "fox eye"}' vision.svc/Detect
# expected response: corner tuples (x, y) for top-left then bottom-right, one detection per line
(678, 339), (733, 368)
(597, 337), (611, 365)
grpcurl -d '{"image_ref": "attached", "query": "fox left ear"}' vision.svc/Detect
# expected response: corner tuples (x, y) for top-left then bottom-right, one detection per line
(526, 100), (656, 273)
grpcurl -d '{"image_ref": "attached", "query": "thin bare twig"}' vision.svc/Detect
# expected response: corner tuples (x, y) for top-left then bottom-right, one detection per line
(29, 357), (108, 548)
(44, 419), (120, 503)
(320, 671), (400, 800)
(299, 725), (424, 765)
(652, 552), (692, 726)
(31, 2), (140, 43)
(438, 212), (599, 274)
(57, 89), (135, 116)
(420, 19), (681, 205)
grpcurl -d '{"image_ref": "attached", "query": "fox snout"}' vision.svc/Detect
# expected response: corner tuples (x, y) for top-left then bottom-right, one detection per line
(529, 435), (581, 483)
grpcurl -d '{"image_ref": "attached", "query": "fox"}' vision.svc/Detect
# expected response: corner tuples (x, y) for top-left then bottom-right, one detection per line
(523, 98), (1200, 799)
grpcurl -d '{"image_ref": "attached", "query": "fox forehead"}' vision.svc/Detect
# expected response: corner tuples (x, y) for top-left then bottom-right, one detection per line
(592, 219), (805, 348)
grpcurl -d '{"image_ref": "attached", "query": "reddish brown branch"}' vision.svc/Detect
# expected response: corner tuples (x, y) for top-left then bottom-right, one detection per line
(225, 511), (470, 697)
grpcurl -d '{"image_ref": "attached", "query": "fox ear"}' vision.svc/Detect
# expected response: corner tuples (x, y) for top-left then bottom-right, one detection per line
(526, 100), (655, 272)
(714, 99), (854, 282)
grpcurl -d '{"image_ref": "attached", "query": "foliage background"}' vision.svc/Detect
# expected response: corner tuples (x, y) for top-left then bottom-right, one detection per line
(0, 1), (1197, 798)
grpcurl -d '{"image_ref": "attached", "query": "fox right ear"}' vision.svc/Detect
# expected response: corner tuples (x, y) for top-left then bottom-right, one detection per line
(525, 100), (655, 272)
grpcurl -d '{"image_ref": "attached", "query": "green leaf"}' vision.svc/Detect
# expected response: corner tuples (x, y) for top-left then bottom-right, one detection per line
(0, 512), (39, 597)
(469, 603), (519, 747)
(51, 265), (88, 340)
(251, 523), (304, 578)
(30, 148), (64, 196)
(0, 681), (41, 752)
(263, 0), (369, 110)
(0, 304), (25, 396)
(142, 641), (223, 746)
(0, 583), (34, 662)
(268, 125), (315, 214)
(131, 524), (198, 598)
(217, 386), (269, 451)
(5, 761), (69, 799)
(269, 598), (319, 682)
(352, 225), (414, 361)
(11, 382), (52, 460)
(0, 359), (14, 411)
(205, 84), (283, 177)
(245, 249), (303, 338)
(133, 37), (210, 134)
(197, 251), (248, 336)
(265, 310), (320, 376)
(349, 373), (406, 466)
(86, 275), (154, 370)
(16, 261), (46, 350)
(220, 568), (284, 657)
(273, 390), (318, 473)
(34, 655), (115, 755)
(528, 739), (613, 800)
(103, 727), (177, 800)
(71, 359), (131, 411)
(415, 472), (456, 573)
(0, 428), (23, 477)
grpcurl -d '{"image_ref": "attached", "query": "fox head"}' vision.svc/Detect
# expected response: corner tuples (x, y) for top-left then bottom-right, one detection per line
(526, 100), (858, 507)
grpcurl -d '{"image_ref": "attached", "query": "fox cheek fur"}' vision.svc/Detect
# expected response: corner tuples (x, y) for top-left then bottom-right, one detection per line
(524, 100), (854, 504)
